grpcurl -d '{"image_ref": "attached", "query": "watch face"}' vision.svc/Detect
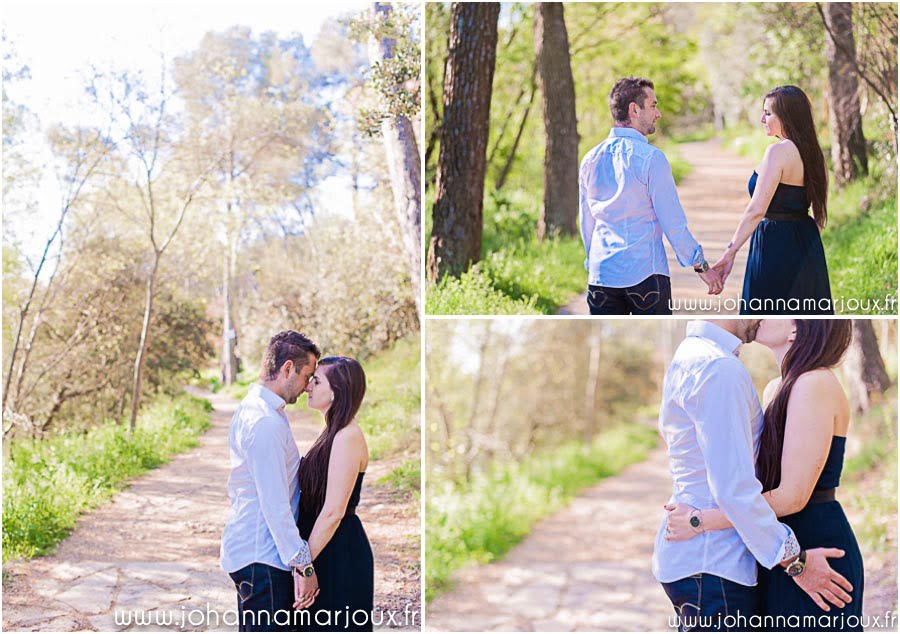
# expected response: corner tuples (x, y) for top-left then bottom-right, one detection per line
(786, 562), (803, 577)
(690, 516), (701, 528)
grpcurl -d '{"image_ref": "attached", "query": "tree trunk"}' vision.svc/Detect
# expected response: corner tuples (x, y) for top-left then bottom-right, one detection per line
(534, 2), (580, 240)
(128, 256), (160, 433)
(426, 2), (500, 281)
(370, 3), (423, 318)
(843, 319), (891, 413)
(494, 63), (537, 192)
(823, 2), (868, 186)
(221, 243), (239, 385)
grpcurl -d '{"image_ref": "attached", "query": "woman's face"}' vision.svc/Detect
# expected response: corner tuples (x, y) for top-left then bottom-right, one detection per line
(305, 366), (334, 412)
(755, 319), (796, 349)
(760, 97), (784, 138)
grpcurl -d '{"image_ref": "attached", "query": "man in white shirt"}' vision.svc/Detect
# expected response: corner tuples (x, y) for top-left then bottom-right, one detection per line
(653, 320), (852, 631)
(221, 330), (321, 632)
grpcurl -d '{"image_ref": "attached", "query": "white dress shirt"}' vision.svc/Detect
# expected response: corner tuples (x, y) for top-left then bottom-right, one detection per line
(579, 127), (704, 288)
(221, 384), (311, 573)
(652, 321), (798, 586)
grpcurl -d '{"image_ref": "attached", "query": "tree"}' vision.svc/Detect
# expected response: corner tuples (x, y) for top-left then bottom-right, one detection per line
(843, 319), (891, 413)
(174, 29), (330, 384)
(533, 2), (579, 240)
(426, 2), (500, 281)
(362, 3), (423, 318)
(821, 3), (868, 186)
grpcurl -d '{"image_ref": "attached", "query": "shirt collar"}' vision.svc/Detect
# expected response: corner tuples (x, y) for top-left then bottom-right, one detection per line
(608, 126), (649, 144)
(686, 321), (743, 357)
(250, 383), (287, 412)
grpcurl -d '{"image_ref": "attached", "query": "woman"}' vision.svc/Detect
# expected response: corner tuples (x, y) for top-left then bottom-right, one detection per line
(665, 320), (863, 631)
(294, 357), (374, 631)
(713, 86), (833, 315)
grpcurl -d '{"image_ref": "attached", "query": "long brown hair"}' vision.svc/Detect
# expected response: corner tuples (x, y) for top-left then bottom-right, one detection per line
(298, 357), (366, 515)
(756, 320), (852, 492)
(765, 86), (829, 229)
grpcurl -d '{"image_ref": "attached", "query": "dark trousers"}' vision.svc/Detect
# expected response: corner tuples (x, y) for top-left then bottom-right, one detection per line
(229, 563), (295, 632)
(587, 274), (672, 315)
(661, 574), (758, 632)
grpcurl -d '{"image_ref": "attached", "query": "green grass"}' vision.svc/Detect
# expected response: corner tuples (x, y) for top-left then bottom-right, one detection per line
(425, 423), (658, 600)
(842, 387), (897, 554)
(355, 335), (420, 467)
(824, 177), (898, 315)
(2, 393), (212, 562)
(378, 457), (421, 496)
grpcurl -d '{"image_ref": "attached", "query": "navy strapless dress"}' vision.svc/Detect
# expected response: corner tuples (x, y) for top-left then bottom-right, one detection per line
(757, 436), (864, 631)
(296, 458), (374, 631)
(741, 172), (833, 315)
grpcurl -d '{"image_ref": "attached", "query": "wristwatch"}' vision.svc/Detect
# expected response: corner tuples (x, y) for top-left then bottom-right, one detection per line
(689, 509), (703, 533)
(295, 563), (315, 578)
(785, 550), (807, 577)
(693, 260), (709, 273)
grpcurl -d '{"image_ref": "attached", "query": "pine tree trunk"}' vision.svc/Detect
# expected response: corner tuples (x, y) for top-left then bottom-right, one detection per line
(426, 2), (500, 281)
(824, 2), (868, 186)
(843, 319), (891, 413)
(534, 2), (579, 240)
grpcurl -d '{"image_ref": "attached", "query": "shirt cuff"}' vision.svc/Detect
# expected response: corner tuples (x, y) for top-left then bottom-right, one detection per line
(691, 246), (706, 268)
(777, 529), (801, 566)
(287, 540), (312, 568)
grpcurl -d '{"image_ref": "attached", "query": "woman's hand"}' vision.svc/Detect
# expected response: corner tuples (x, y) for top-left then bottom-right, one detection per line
(664, 503), (702, 542)
(711, 250), (736, 287)
(293, 568), (319, 610)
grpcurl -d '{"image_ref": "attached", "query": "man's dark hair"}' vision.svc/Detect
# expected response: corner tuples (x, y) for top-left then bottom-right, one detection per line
(609, 77), (655, 123)
(260, 330), (321, 381)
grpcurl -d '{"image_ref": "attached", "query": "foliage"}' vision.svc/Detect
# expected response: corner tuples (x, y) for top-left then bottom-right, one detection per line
(349, 3), (421, 135)
(355, 334), (421, 464)
(379, 458), (421, 496)
(426, 269), (541, 316)
(2, 393), (211, 561)
(426, 423), (658, 599)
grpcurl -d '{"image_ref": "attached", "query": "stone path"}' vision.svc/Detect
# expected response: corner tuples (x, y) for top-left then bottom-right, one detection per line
(425, 447), (674, 631)
(2, 389), (420, 631)
(560, 138), (756, 316)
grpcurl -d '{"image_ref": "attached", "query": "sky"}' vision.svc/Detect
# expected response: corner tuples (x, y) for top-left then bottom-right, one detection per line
(4, 0), (373, 262)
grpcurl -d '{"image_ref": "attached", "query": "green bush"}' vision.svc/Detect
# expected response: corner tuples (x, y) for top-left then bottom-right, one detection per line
(425, 424), (658, 599)
(3, 394), (212, 562)
(356, 335), (421, 463)
(379, 458), (421, 495)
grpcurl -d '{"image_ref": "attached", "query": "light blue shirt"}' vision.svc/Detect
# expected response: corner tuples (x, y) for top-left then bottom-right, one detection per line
(579, 127), (704, 288)
(652, 321), (798, 586)
(221, 384), (311, 573)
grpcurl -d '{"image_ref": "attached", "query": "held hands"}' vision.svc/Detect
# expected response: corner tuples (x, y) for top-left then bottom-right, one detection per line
(710, 249), (737, 288)
(293, 568), (320, 610)
(698, 267), (723, 295)
(663, 503), (701, 542)
(790, 548), (853, 611)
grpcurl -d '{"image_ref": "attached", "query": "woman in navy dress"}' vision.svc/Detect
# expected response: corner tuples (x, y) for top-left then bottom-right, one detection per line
(665, 320), (863, 631)
(713, 86), (833, 315)
(293, 357), (374, 632)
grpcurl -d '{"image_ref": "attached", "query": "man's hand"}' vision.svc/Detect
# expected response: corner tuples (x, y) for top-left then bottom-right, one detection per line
(293, 569), (319, 610)
(790, 548), (853, 611)
(698, 268), (723, 295)
(663, 503), (701, 542)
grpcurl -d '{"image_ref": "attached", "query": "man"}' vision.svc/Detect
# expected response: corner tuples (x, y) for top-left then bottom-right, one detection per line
(221, 330), (321, 632)
(652, 320), (853, 631)
(579, 76), (721, 315)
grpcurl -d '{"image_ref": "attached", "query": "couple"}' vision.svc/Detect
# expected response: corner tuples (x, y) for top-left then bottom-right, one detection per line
(653, 320), (863, 631)
(579, 76), (833, 315)
(220, 331), (374, 632)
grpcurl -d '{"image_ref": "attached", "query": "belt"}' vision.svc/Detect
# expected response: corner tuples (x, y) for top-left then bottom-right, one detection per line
(764, 211), (810, 222)
(808, 488), (836, 504)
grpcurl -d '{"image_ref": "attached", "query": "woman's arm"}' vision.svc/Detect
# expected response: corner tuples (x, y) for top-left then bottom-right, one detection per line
(307, 426), (366, 560)
(666, 371), (836, 540)
(709, 144), (786, 281)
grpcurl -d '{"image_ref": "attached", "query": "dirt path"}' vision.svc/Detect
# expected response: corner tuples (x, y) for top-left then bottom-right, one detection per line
(2, 389), (420, 631)
(425, 446), (897, 631)
(425, 447), (674, 631)
(560, 139), (755, 316)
